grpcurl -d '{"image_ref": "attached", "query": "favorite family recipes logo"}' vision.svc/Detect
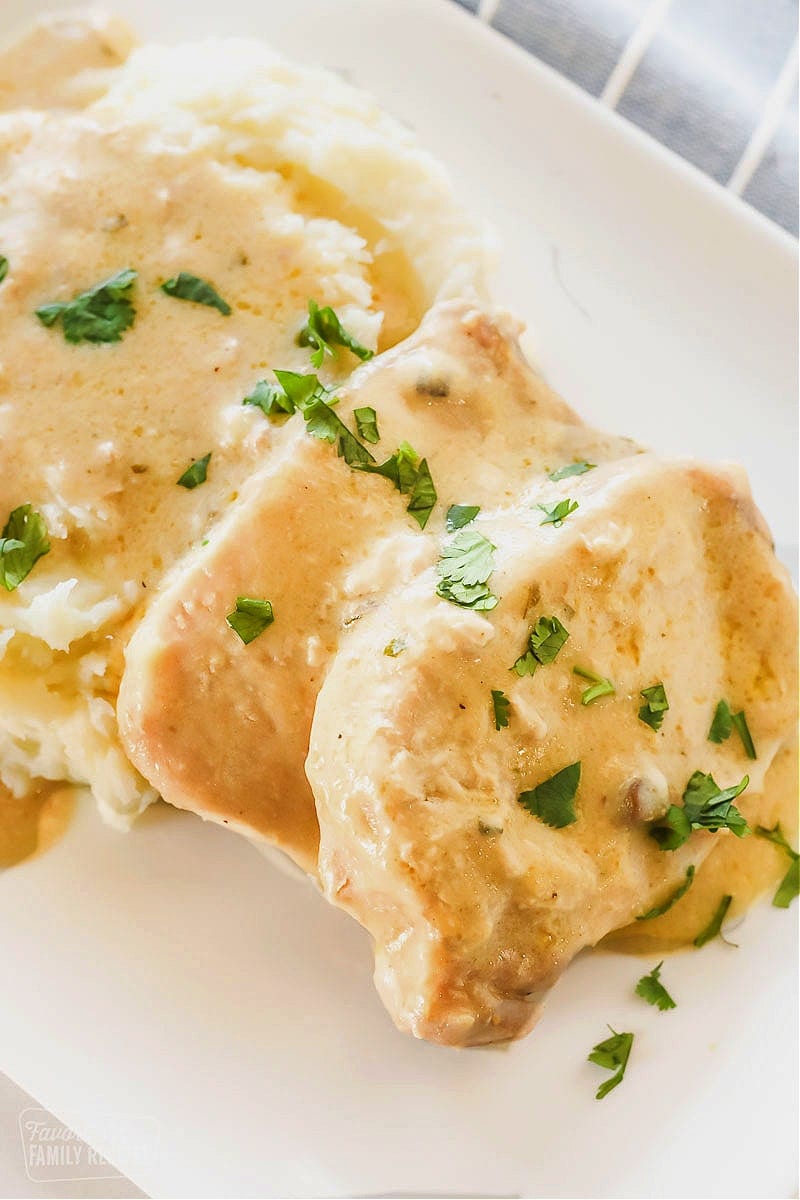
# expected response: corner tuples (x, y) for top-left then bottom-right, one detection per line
(18, 1107), (158, 1183)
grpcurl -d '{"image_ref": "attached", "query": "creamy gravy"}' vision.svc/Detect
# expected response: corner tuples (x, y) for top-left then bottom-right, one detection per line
(0, 781), (75, 869)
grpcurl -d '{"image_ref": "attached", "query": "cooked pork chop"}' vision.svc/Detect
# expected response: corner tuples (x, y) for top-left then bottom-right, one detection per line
(118, 302), (633, 872)
(307, 455), (797, 1044)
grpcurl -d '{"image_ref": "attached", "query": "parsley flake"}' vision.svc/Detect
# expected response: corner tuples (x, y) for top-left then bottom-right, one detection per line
(548, 461), (596, 482)
(693, 894), (733, 947)
(537, 498), (579, 527)
(512, 615), (569, 675)
(298, 299), (374, 368)
(588, 1028), (634, 1099)
(573, 666), (615, 705)
(635, 962), (676, 1011)
(36, 268), (137, 343)
(226, 596), (274, 644)
(176, 452), (211, 489)
(435, 529), (497, 610)
(638, 683), (669, 731)
(755, 824), (799, 908)
(354, 407), (379, 444)
(0, 256), (8, 284)
(518, 761), (580, 828)
(161, 272), (231, 315)
(708, 700), (757, 759)
(0, 505), (50, 591)
(243, 379), (296, 418)
(356, 440), (437, 529)
(491, 689), (510, 730)
(650, 771), (749, 850)
(636, 865), (695, 920)
(446, 504), (480, 532)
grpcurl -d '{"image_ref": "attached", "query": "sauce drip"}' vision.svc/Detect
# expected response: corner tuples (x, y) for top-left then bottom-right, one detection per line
(0, 782), (75, 869)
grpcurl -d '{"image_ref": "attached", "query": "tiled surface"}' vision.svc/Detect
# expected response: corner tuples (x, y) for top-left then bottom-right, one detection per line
(454, 0), (799, 235)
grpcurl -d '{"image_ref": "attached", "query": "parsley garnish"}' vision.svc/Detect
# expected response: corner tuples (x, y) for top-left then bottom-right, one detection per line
(298, 299), (374, 368)
(161, 272), (231, 315)
(478, 820), (503, 836)
(0, 256), (8, 284)
(356, 440), (437, 529)
(573, 666), (615, 705)
(383, 637), (406, 657)
(243, 379), (296, 418)
(537, 498), (579, 527)
(0, 505), (50, 591)
(446, 504), (480, 532)
(635, 962), (676, 1011)
(435, 529), (497, 609)
(177, 452), (211, 489)
(693, 894), (733, 947)
(708, 699), (757, 759)
(548, 461), (596, 482)
(354, 407), (379, 444)
(650, 771), (749, 850)
(638, 683), (669, 731)
(755, 824), (799, 908)
(226, 597), (274, 644)
(491, 689), (510, 730)
(518, 761), (580, 828)
(588, 1028), (634, 1099)
(636, 865), (695, 920)
(512, 615), (569, 675)
(36, 268), (137, 343)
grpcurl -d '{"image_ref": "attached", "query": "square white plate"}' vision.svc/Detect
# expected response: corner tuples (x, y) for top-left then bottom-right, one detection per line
(0, 1), (797, 1197)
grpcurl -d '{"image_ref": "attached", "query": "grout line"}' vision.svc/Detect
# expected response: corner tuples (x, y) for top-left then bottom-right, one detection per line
(727, 36), (799, 196)
(599, 0), (676, 109)
(477, 0), (501, 23)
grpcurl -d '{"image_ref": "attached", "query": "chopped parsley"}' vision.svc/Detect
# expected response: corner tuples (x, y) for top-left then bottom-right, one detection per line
(588, 1029), (634, 1099)
(176, 452), (211, 489)
(435, 529), (497, 610)
(548, 460), (596, 482)
(693, 894), (733, 947)
(537, 498), (579, 527)
(573, 666), (615, 705)
(445, 504), (480, 532)
(383, 637), (406, 657)
(298, 299), (374, 368)
(0, 256), (8, 284)
(36, 268), (137, 343)
(225, 596), (274, 644)
(518, 761), (580, 828)
(161, 272), (231, 315)
(650, 771), (749, 850)
(635, 962), (676, 1011)
(243, 379), (296, 418)
(491, 689), (510, 730)
(638, 683), (669, 732)
(512, 615), (569, 675)
(0, 505), (50, 591)
(354, 407), (380, 444)
(636, 865), (695, 920)
(755, 824), (799, 908)
(708, 699), (757, 759)
(356, 440), (437, 529)
(478, 820), (503, 836)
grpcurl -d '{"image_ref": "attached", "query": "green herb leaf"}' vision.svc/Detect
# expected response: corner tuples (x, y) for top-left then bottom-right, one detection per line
(272, 369), (328, 412)
(0, 505), (50, 591)
(638, 683), (669, 731)
(355, 439), (437, 529)
(298, 299), (374, 368)
(36, 268), (137, 343)
(731, 710), (757, 760)
(518, 761), (581, 828)
(650, 771), (750, 850)
(225, 596), (274, 644)
(512, 614), (570, 674)
(0, 256), (8, 284)
(548, 461), (596, 482)
(176, 452), (211, 489)
(435, 529), (498, 610)
(573, 666), (615, 706)
(406, 458), (437, 530)
(511, 650), (538, 677)
(383, 637), (406, 657)
(446, 504), (480, 532)
(635, 962), (676, 1011)
(161, 272), (231, 315)
(636, 865), (695, 920)
(243, 379), (296, 418)
(588, 1029), (634, 1099)
(537, 498), (579, 527)
(693, 894), (733, 947)
(708, 698), (733, 743)
(354, 406), (380, 444)
(755, 824), (799, 908)
(478, 820), (503, 836)
(491, 689), (510, 730)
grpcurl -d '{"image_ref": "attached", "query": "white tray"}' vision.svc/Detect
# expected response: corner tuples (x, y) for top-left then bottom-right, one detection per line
(0, 1), (797, 1196)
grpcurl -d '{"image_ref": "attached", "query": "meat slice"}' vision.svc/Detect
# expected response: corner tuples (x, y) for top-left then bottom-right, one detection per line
(118, 301), (632, 872)
(306, 455), (797, 1044)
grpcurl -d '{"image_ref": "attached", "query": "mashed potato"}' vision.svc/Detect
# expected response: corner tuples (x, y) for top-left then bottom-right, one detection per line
(0, 10), (486, 828)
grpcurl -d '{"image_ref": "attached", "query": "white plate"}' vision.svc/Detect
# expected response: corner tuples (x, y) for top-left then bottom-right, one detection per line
(0, 1), (797, 1197)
